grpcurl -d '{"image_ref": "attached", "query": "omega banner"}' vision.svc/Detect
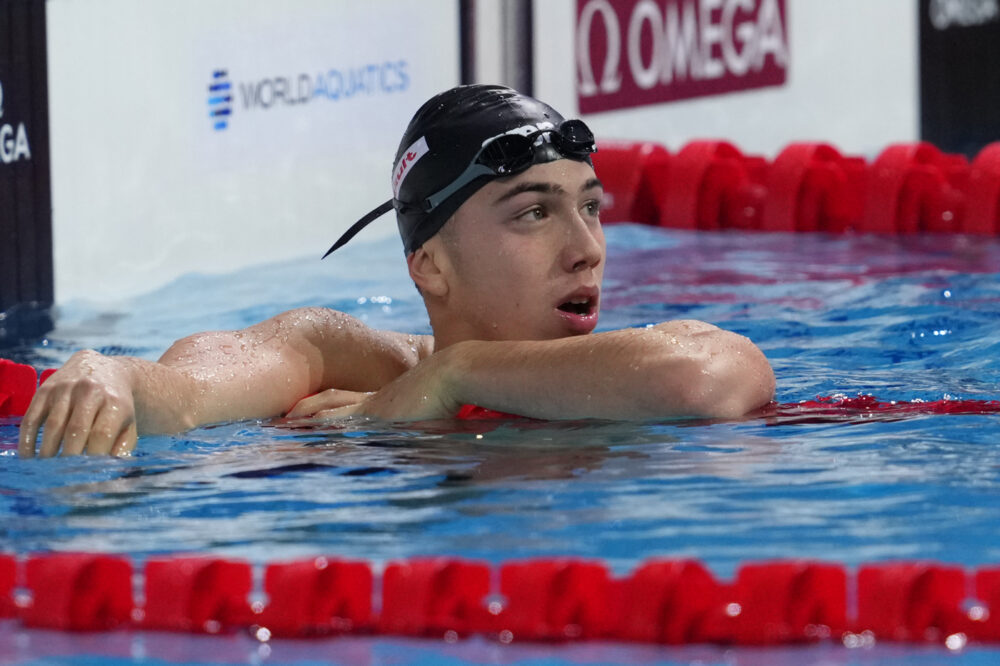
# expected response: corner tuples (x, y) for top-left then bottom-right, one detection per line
(0, 0), (52, 343)
(576, 0), (789, 114)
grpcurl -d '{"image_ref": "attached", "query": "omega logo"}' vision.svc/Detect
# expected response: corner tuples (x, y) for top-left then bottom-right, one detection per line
(0, 79), (32, 165)
(929, 0), (1000, 29)
(577, 0), (789, 97)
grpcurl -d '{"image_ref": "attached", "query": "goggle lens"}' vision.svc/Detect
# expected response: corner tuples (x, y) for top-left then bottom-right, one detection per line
(476, 119), (596, 178)
(479, 134), (538, 175)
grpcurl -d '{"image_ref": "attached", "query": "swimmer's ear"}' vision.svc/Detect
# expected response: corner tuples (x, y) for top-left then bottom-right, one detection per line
(407, 243), (449, 298)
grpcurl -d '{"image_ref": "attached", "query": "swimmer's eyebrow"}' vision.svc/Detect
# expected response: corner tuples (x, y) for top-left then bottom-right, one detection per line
(494, 177), (603, 205)
(493, 181), (566, 205)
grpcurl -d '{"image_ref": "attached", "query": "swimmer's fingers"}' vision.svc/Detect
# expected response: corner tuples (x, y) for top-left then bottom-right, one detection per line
(286, 389), (371, 418)
(111, 423), (138, 457)
(78, 401), (137, 456)
(43, 377), (113, 456)
(21, 375), (136, 457)
(37, 391), (74, 458)
(18, 386), (54, 458)
(313, 404), (361, 419)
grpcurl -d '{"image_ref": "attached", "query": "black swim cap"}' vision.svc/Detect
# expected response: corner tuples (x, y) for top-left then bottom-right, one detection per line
(323, 84), (596, 257)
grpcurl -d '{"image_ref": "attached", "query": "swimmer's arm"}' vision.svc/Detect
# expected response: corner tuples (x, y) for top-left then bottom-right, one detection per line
(346, 320), (775, 420)
(18, 307), (429, 457)
(150, 307), (429, 427)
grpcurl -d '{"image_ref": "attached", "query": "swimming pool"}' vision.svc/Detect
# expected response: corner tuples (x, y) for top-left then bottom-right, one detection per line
(3, 224), (1000, 664)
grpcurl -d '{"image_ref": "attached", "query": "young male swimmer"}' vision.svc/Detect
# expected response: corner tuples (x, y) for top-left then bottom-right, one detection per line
(18, 84), (775, 457)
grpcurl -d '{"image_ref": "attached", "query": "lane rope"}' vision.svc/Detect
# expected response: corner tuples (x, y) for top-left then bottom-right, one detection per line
(0, 553), (997, 647)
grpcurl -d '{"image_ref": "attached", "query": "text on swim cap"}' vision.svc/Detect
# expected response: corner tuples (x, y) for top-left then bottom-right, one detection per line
(482, 121), (557, 146)
(392, 136), (429, 198)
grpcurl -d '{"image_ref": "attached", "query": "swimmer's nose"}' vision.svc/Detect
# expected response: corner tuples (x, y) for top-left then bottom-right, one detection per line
(563, 215), (604, 273)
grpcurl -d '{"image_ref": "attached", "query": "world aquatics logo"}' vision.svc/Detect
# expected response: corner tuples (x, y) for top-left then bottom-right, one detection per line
(205, 61), (409, 132)
(207, 69), (233, 131)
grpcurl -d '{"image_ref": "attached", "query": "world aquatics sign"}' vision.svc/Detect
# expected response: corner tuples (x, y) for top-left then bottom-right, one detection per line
(207, 61), (409, 132)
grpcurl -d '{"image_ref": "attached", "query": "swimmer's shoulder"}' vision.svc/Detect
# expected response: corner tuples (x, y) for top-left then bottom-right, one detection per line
(649, 319), (721, 335)
(275, 307), (434, 363)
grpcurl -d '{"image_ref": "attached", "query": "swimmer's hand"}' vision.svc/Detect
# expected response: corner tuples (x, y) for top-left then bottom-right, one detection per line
(18, 350), (139, 458)
(289, 350), (461, 421)
(285, 389), (373, 419)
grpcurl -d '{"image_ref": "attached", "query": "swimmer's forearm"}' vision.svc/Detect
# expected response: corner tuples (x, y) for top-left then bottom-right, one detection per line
(114, 357), (204, 433)
(443, 324), (775, 420)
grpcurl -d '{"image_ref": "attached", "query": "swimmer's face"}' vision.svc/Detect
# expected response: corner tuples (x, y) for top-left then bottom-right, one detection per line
(419, 159), (605, 342)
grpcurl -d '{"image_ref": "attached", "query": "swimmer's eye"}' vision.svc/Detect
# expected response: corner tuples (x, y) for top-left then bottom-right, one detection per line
(514, 206), (547, 223)
(583, 199), (601, 218)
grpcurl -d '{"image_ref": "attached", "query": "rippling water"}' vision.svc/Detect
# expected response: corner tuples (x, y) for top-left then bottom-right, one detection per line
(3, 225), (1000, 664)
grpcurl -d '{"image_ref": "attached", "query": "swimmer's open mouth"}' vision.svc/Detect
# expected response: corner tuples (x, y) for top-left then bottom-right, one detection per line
(557, 297), (595, 316)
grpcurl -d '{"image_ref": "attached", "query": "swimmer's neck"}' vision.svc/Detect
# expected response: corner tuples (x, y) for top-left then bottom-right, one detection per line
(425, 330), (583, 355)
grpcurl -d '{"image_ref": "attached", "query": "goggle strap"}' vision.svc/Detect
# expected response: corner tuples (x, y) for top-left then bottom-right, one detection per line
(424, 163), (495, 211)
(322, 199), (394, 259)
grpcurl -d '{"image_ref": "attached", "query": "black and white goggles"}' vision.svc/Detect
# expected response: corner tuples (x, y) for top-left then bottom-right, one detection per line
(416, 118), (597, 213)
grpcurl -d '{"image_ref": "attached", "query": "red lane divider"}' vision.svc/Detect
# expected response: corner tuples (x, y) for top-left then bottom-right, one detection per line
(0, 554), (16, 618)
(143, 557), (254, 633)
(594, 138), (1000, 234)
(381, 558), (490, 637)
(22, 553), (133, 631)
(0, 359), (37, 418)
(1, 553), (998, 646)
(966, 143), (1000, 234)
(617, 559), (728, 644)
(591, 140), (671, 226)
(864, 142), (968, 234)
(497, 559), (617, 640)
(732, 561), (848, 644)
(260, 557), (372, 637)
(658, 140), (767, 231)
(975, 568), (1000, 640)
(857, 563), (971, 643)
(759, 394), (1000, 425)
(761, 143), (867, 233)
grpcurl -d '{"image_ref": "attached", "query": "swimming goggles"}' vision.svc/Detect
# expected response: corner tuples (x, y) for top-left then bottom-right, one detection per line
(416, 118), (597, 213)
(322, 119), (597, 258)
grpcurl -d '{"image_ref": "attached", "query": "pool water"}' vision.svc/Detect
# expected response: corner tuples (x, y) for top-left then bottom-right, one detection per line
(2, 225), (1000, 664)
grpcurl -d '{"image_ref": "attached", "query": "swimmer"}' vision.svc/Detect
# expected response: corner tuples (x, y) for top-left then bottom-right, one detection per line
(18, 84), (775, 457)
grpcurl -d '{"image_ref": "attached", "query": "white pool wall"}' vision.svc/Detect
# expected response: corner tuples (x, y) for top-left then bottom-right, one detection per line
(45, 0), (917, 304)
(46, 0), (460, 304)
